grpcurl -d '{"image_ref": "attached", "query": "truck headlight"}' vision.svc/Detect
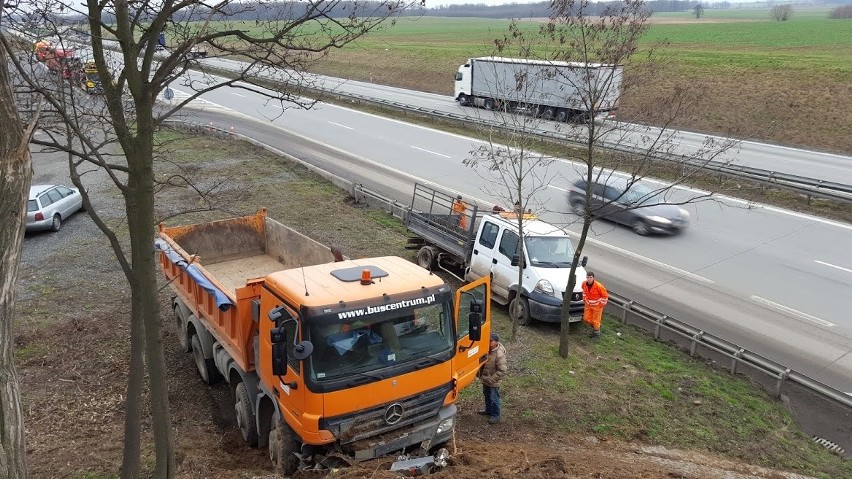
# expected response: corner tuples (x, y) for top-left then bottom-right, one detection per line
(435, 417), (454, 434)
(534, 279), (554, 295)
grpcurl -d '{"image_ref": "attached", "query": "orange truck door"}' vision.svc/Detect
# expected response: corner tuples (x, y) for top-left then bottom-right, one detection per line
(452, 276), (491, 392)
(258, 300), (307, 431)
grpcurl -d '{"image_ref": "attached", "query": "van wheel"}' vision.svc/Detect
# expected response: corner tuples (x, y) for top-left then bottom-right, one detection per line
(509, 296), (531, 326)
(269, 412), (300, 475)
(235, 382), (259, 447)
(632, 220), (650, 236)
(50, 214), (62, 232)
(191, 334), (219, 385)
(417, 246), (436, 270)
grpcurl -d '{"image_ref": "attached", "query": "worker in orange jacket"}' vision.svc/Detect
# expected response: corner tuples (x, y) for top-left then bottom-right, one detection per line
(452, 195), (468, 230)
(581, 271), (608, 340)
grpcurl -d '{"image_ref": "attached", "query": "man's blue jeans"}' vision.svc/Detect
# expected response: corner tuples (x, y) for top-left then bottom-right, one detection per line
(483, 385), (500, 419)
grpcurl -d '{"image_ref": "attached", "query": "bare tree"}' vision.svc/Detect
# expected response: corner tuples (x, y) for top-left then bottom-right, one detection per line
(0, 4), (40, 476)
(693, 3), (704, 19)
(772, 4), (793, 21)
(1, 0), (412, 476)
(467, 0), (739, 358)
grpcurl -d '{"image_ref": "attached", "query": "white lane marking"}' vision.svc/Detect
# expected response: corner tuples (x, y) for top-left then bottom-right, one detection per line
(815, 260), (852, 274)
(231, 92), (245, 98)
(328, 121), (353, 130)
(411, 146), (451, 159)
(750, 296), (834, 327)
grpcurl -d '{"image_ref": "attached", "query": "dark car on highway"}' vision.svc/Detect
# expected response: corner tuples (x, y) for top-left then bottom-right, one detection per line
(568, 177), (690, 235)
(26, 184), (84, 233)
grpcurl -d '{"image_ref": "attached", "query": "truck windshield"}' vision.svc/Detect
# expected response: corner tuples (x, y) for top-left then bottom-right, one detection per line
(525, 236), (574, 267)
(307, 300), (454, 381)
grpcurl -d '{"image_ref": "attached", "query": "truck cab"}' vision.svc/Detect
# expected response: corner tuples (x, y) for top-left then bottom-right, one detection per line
(465, 212), (586, 325)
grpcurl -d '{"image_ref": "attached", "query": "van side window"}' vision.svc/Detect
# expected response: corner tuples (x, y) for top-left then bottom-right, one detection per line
(498, 230), (519, 260)
(479, 221), (499, 249)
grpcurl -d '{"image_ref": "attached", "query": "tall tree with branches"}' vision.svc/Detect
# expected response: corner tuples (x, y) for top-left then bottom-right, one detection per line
(1, 0), (413, 476)
(471, 0), (739, 357)
(0, 2), (40, 476)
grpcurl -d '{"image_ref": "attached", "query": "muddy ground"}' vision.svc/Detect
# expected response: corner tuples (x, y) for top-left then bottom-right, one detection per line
(15, 135), (824, 479)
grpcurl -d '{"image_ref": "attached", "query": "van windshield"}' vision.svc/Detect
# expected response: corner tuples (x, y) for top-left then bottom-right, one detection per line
(307, 299), (454, 382)
(525, 236), (574, 267)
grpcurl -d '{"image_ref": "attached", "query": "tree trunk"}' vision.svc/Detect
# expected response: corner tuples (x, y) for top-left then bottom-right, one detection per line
(125, 111), (175, 478)
(0, 42), (32, 479)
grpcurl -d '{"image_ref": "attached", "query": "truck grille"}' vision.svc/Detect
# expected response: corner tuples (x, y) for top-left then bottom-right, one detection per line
(320, 382), (452, 446)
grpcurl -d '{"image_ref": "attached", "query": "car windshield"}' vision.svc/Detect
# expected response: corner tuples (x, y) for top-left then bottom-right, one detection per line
(27, 200), (38, 212)
(622, 182), (660, 205)
(307, 300), (454, 381)
(525, 236), (574, 267)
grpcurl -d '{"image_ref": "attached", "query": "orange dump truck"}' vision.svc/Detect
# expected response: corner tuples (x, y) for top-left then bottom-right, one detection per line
(156, 209), (491, 474)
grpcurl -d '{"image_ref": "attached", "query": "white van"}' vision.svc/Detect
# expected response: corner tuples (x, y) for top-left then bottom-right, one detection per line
(464, 213), (586, 324)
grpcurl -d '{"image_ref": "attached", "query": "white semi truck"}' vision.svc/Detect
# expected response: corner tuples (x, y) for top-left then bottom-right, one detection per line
(453, 56), (622, 122)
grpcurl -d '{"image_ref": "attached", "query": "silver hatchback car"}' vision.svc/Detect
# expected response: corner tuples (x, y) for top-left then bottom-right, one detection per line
(26, 184), (84, 232)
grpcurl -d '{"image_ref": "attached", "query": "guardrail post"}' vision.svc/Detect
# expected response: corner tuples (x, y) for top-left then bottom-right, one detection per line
(619, 301), (632, 324)
(731, 348), (745, 375)
(776, 368), (790, 397)
(690, 330), (704, 357)
(653, 314), (666, 339)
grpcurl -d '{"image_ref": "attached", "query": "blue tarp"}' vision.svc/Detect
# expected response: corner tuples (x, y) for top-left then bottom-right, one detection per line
(155, 239), (234, 311)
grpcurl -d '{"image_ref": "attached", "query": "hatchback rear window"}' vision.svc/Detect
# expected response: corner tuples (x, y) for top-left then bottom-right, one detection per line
(27, 200), (38, 212)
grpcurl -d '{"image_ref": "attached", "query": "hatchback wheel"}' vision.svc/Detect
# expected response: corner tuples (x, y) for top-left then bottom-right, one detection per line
(50, 214), (62, 232)
(632, 220), (650, 236)
(571, 201), (586, 217)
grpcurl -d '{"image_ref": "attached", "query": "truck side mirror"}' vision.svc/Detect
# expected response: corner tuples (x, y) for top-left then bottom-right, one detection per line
(581, 256), (588, 267)
(511, 254), (525, 268)
(293, 341), (314, 361)
(271, 326), (288, 376)
(468, 301), (482, 341)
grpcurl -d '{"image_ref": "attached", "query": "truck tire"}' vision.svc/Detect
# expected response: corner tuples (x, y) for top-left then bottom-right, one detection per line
(484, 98), (495, 110)
(416, 246), (436, 270)
(458, 94), (469, 106)
(555, 109), (568, 122)
(234, 382), (259, 447)
(173, 306), (191, 353)
(509, 296), (531, 326)
(542, 107), (555, 121)
(269, 412), (300, 476)
(191, 334), (220, 385)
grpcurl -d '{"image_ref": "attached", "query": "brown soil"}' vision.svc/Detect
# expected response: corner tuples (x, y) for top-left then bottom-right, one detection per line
(17, 138), (821, 479)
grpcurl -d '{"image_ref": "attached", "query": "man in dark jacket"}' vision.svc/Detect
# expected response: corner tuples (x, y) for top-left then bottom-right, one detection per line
(478, 333), (508, 424)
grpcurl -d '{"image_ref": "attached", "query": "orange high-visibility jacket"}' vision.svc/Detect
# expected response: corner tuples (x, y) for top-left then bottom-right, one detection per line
(582, 280), (608, 310)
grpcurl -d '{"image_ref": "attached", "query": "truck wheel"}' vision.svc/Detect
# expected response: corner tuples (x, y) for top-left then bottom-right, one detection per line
(509, 296), (531, 326)
(458, 94), (469, 106)
(173, 307), (191, 353)
(191, 334), (220, 385)
(234, 382), (259, 447)
(417, 246), (436, 270)
(484, 98), (495, 110)
(269, 412), (300, 475)
(555, 110), (568, 122)
(542, 107), (555, 121)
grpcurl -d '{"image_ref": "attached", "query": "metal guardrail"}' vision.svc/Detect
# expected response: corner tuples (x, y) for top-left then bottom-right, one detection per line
(606, 292), (852, 410)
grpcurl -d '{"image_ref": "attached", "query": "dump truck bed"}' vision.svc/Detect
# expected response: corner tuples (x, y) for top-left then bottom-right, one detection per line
(156, 209), (337, 371)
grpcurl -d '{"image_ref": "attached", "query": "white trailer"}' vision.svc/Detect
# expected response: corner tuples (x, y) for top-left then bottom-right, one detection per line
(453, 56), (622, 122)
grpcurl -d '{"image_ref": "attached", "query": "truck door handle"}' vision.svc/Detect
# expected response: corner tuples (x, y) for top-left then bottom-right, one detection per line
(473, 249), (478, 255)
(492, 258), (498, 265)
